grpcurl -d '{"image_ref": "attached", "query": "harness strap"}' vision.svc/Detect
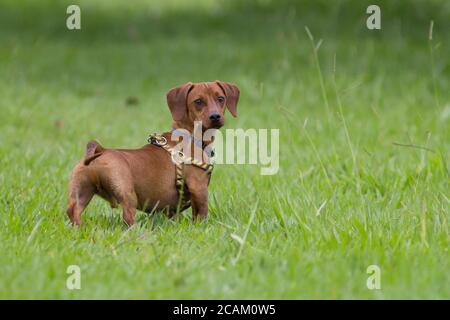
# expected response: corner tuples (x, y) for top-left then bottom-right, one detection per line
(148, 133), (214, 212)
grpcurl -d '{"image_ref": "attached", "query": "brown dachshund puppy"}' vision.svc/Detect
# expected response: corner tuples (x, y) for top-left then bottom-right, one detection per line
(66, 81), (240, 226)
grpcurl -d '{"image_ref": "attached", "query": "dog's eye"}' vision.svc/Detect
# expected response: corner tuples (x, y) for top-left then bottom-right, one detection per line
(194, 99), (203, 106)
(217, 96), (225, 103)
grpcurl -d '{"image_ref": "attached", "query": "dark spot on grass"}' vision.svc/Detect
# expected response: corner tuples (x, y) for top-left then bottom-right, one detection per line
(125, 96), (139, 106)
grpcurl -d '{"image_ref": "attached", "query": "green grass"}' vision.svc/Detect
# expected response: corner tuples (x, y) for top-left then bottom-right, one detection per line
(0, 0), (449, 299)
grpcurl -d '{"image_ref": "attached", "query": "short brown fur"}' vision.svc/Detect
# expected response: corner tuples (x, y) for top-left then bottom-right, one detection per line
(66, 81), (240, 226)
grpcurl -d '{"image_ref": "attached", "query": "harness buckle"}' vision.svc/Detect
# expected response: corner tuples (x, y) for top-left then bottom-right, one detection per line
(148, 133), (167, 146)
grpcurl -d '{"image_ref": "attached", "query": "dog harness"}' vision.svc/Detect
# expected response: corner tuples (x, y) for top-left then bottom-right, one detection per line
(148, 132), (214, 212)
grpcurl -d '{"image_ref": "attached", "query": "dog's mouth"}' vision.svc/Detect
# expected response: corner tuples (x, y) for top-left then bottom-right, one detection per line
(208, 121), (224, 129)
(203, 120), (224, 130)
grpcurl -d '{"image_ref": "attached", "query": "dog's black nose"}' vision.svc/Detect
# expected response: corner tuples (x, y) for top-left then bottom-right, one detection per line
(209, 113), (221, 121)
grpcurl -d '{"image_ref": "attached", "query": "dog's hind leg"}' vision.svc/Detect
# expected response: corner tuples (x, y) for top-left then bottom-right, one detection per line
(119, 190), (137, 226)
(101, 167), (137, 226)
(66, 169), (95, 226)
(67, 187), (95, 226)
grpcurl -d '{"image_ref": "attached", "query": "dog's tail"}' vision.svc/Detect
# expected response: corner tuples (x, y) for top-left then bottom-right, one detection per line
(83, 140), (104, 165)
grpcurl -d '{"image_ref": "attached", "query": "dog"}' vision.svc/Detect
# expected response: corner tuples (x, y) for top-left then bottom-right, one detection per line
(66, 81), (240, 226)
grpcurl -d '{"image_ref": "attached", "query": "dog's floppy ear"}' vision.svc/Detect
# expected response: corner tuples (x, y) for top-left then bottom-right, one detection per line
(166, 82), (194, 121)
(216, 81), (240, 117)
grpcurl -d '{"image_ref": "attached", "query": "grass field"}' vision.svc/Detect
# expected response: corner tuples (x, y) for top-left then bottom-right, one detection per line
(0, 0), (449, 299)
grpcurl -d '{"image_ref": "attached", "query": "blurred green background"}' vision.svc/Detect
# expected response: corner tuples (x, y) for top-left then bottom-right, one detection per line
(0, 0), (448, 299)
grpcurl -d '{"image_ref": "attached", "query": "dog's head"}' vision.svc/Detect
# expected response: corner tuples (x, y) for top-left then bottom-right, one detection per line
(166, 81), (240, 131)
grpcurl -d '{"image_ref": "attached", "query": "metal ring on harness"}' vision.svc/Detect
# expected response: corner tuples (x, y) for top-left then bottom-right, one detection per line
(171, 150), (185, 165)
(155, 136), (167, 146)
(148, 133), (167, 146)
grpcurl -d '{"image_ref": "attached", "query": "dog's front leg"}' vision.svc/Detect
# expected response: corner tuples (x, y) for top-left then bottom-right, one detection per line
(190, 189), (208, 220)
(186, 181), (208, 220)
